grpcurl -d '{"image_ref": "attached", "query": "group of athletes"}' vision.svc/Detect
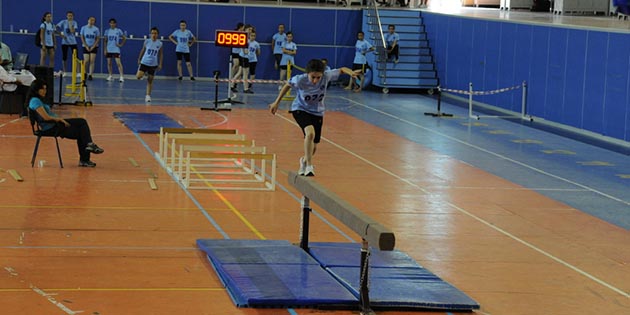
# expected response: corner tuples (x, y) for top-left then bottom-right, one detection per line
(35, 11), (402, 175)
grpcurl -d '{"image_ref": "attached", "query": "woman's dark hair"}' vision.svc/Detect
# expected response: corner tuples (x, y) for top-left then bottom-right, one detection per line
(28, 79), (47, 102)
(151, 26), (159, 34)
(305, 59), (325, 73)
(42, 12), (51, 22)
(180, 20), (187, 24)
(109, 18), (117, 23)
(235, 22), (244, 30)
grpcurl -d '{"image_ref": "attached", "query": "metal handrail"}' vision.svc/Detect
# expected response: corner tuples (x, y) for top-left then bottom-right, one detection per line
(367, 1), (387, 84)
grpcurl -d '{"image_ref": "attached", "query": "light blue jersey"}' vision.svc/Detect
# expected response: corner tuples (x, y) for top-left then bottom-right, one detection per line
(280, 41), (297, 66)
(104, 28), (125, 54)
(170, 29), (194, 53)
(289, 69), (340, 116)
(80, 25), (100, 48)
(272, 32), (286, 55)
(353, 39), (373, 64)
(56, 20), (78, 45)
(40, 22), (55, 47)
(141, 39), (163, 66)
(385, 32), (399, 48)
(248, 40), (260, 63)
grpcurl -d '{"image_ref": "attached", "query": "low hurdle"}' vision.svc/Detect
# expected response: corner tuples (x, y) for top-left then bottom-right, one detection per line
(158, 127), (239, 162)
(157, 127), (275, 191)
(182, 149), (276, 191)
(287, 171), (395, 315)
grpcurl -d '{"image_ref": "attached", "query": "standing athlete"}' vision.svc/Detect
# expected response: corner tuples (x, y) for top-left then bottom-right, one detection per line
(56, 11), (78, 74)
(80, 17), (100, 80)
(103, 18), (126, 82)
(168, 20), (196, 81)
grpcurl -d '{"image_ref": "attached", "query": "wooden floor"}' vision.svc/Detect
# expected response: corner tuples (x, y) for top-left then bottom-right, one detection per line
(1, 85), (628, 315)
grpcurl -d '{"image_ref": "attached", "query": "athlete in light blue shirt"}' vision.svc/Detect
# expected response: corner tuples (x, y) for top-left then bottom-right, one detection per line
(242, 31), (261, 93)
(385, 24), (400, 63)
(271, 24), (286, 69)
(269, 59), (359, 177)
(136, 27), (163, 103)
(279, 32), (297, 85)
(168, 20), (196, 80)
(103, 18), (126, 82)
(39, 12), (56, 68)
(349, 31), (375, 92)
(80, 17), (100, 80)
(56, 11), (78, 73)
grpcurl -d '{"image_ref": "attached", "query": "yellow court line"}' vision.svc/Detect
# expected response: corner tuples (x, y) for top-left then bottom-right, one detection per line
(165, 140), (266, 240)
(0, 287), (224, 293)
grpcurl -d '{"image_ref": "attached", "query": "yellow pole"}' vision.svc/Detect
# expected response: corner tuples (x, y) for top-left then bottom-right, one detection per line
(70, 49), (77, 91)
(282, 61), (294, 101)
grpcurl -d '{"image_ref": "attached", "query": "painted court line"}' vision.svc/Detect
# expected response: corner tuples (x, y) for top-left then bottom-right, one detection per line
(275, 113), (629, 298)
(339, 96), (630, 207)
(134, 132), (230, 239)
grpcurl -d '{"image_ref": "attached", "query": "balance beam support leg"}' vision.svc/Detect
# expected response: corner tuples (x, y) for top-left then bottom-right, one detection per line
(299, 196), (311, 252)
(359, 238), (373, 315)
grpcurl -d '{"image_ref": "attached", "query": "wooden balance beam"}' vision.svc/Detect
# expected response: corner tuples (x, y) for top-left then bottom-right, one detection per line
(287, 171), (396, 314)
(287, 171), (395, 251)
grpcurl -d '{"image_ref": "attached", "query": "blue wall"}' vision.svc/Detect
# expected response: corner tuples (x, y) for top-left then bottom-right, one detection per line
(0, 0), (361, 80)
(423, 12), (630, 143)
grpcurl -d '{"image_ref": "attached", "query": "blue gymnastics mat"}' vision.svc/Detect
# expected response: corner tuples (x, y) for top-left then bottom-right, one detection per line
(309, 242), (480, 310)
(197, 239), (357, 307)
(196, 239), (479, 311)
(113, 112), (183, 133)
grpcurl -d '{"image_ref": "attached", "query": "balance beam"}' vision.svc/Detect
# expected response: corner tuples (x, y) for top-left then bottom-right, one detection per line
(287, 171), (395, 251)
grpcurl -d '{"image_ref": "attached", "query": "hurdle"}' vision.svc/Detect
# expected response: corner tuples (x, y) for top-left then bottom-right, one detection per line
(183, 151), (276, 191)
(175, 144), (269, 179)
(287, 171), (395, 314)
(158, 128), (244, 168)
(158, 127), (238, 162)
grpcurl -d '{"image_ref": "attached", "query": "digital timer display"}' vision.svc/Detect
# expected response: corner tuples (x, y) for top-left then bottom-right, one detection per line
(215, 30), (248, 48)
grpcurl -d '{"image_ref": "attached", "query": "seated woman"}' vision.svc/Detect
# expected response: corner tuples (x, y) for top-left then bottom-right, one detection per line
(28, 79), (104, 167)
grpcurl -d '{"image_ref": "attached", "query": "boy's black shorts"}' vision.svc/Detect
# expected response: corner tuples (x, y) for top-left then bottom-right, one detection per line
(291, 110), (323, 143)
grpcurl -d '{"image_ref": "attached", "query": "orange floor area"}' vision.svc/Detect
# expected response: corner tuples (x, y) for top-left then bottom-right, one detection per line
(0, 105), (628, 315)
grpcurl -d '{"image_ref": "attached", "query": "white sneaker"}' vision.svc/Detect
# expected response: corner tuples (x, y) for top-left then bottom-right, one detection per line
(298, 157), (307, 175)
(119, 77), (124, 82)
(106, 75), (113, 81)
(145, 95), (151, 103)
(303, 164), (314, 177)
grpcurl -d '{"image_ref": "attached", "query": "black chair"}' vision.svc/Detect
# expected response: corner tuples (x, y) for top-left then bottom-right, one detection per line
(28, 108), (63, 168)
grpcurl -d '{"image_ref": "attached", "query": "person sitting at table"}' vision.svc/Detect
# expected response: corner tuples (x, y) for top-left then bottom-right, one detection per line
(0, 42), (12, 71)
(28, 79), (104, 167)
(0, 65), (20, 91)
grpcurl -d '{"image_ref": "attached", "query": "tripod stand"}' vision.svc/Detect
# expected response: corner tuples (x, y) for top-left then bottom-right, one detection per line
(201, 57), (243, 111)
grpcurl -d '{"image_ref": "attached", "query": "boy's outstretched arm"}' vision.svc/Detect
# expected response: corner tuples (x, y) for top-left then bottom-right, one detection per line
(338, 67), (361, 78)
(269, 83), (292, 115)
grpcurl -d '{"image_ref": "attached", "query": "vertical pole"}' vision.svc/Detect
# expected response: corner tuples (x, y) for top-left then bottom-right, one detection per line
(359, 239), (372, 315)
(436, 88), (442, 113)
(299, 196), (311, 252)
(227, 56), (233, 100)
(468, 82), (473, 119)
(521, 81), (528, 119)
(214, 71), (219, 111)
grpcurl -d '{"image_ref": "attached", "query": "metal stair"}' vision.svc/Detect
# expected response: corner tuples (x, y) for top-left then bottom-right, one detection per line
(363, 9), (439, 93)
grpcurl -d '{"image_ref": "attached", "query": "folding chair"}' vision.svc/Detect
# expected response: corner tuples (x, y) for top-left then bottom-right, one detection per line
(28, 108), (63, 168)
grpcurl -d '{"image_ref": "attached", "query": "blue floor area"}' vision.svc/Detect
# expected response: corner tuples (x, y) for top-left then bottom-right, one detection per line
(76, 76), (630, 230)
(113, 112), (183, 133)
(196, 239), (479, 310)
